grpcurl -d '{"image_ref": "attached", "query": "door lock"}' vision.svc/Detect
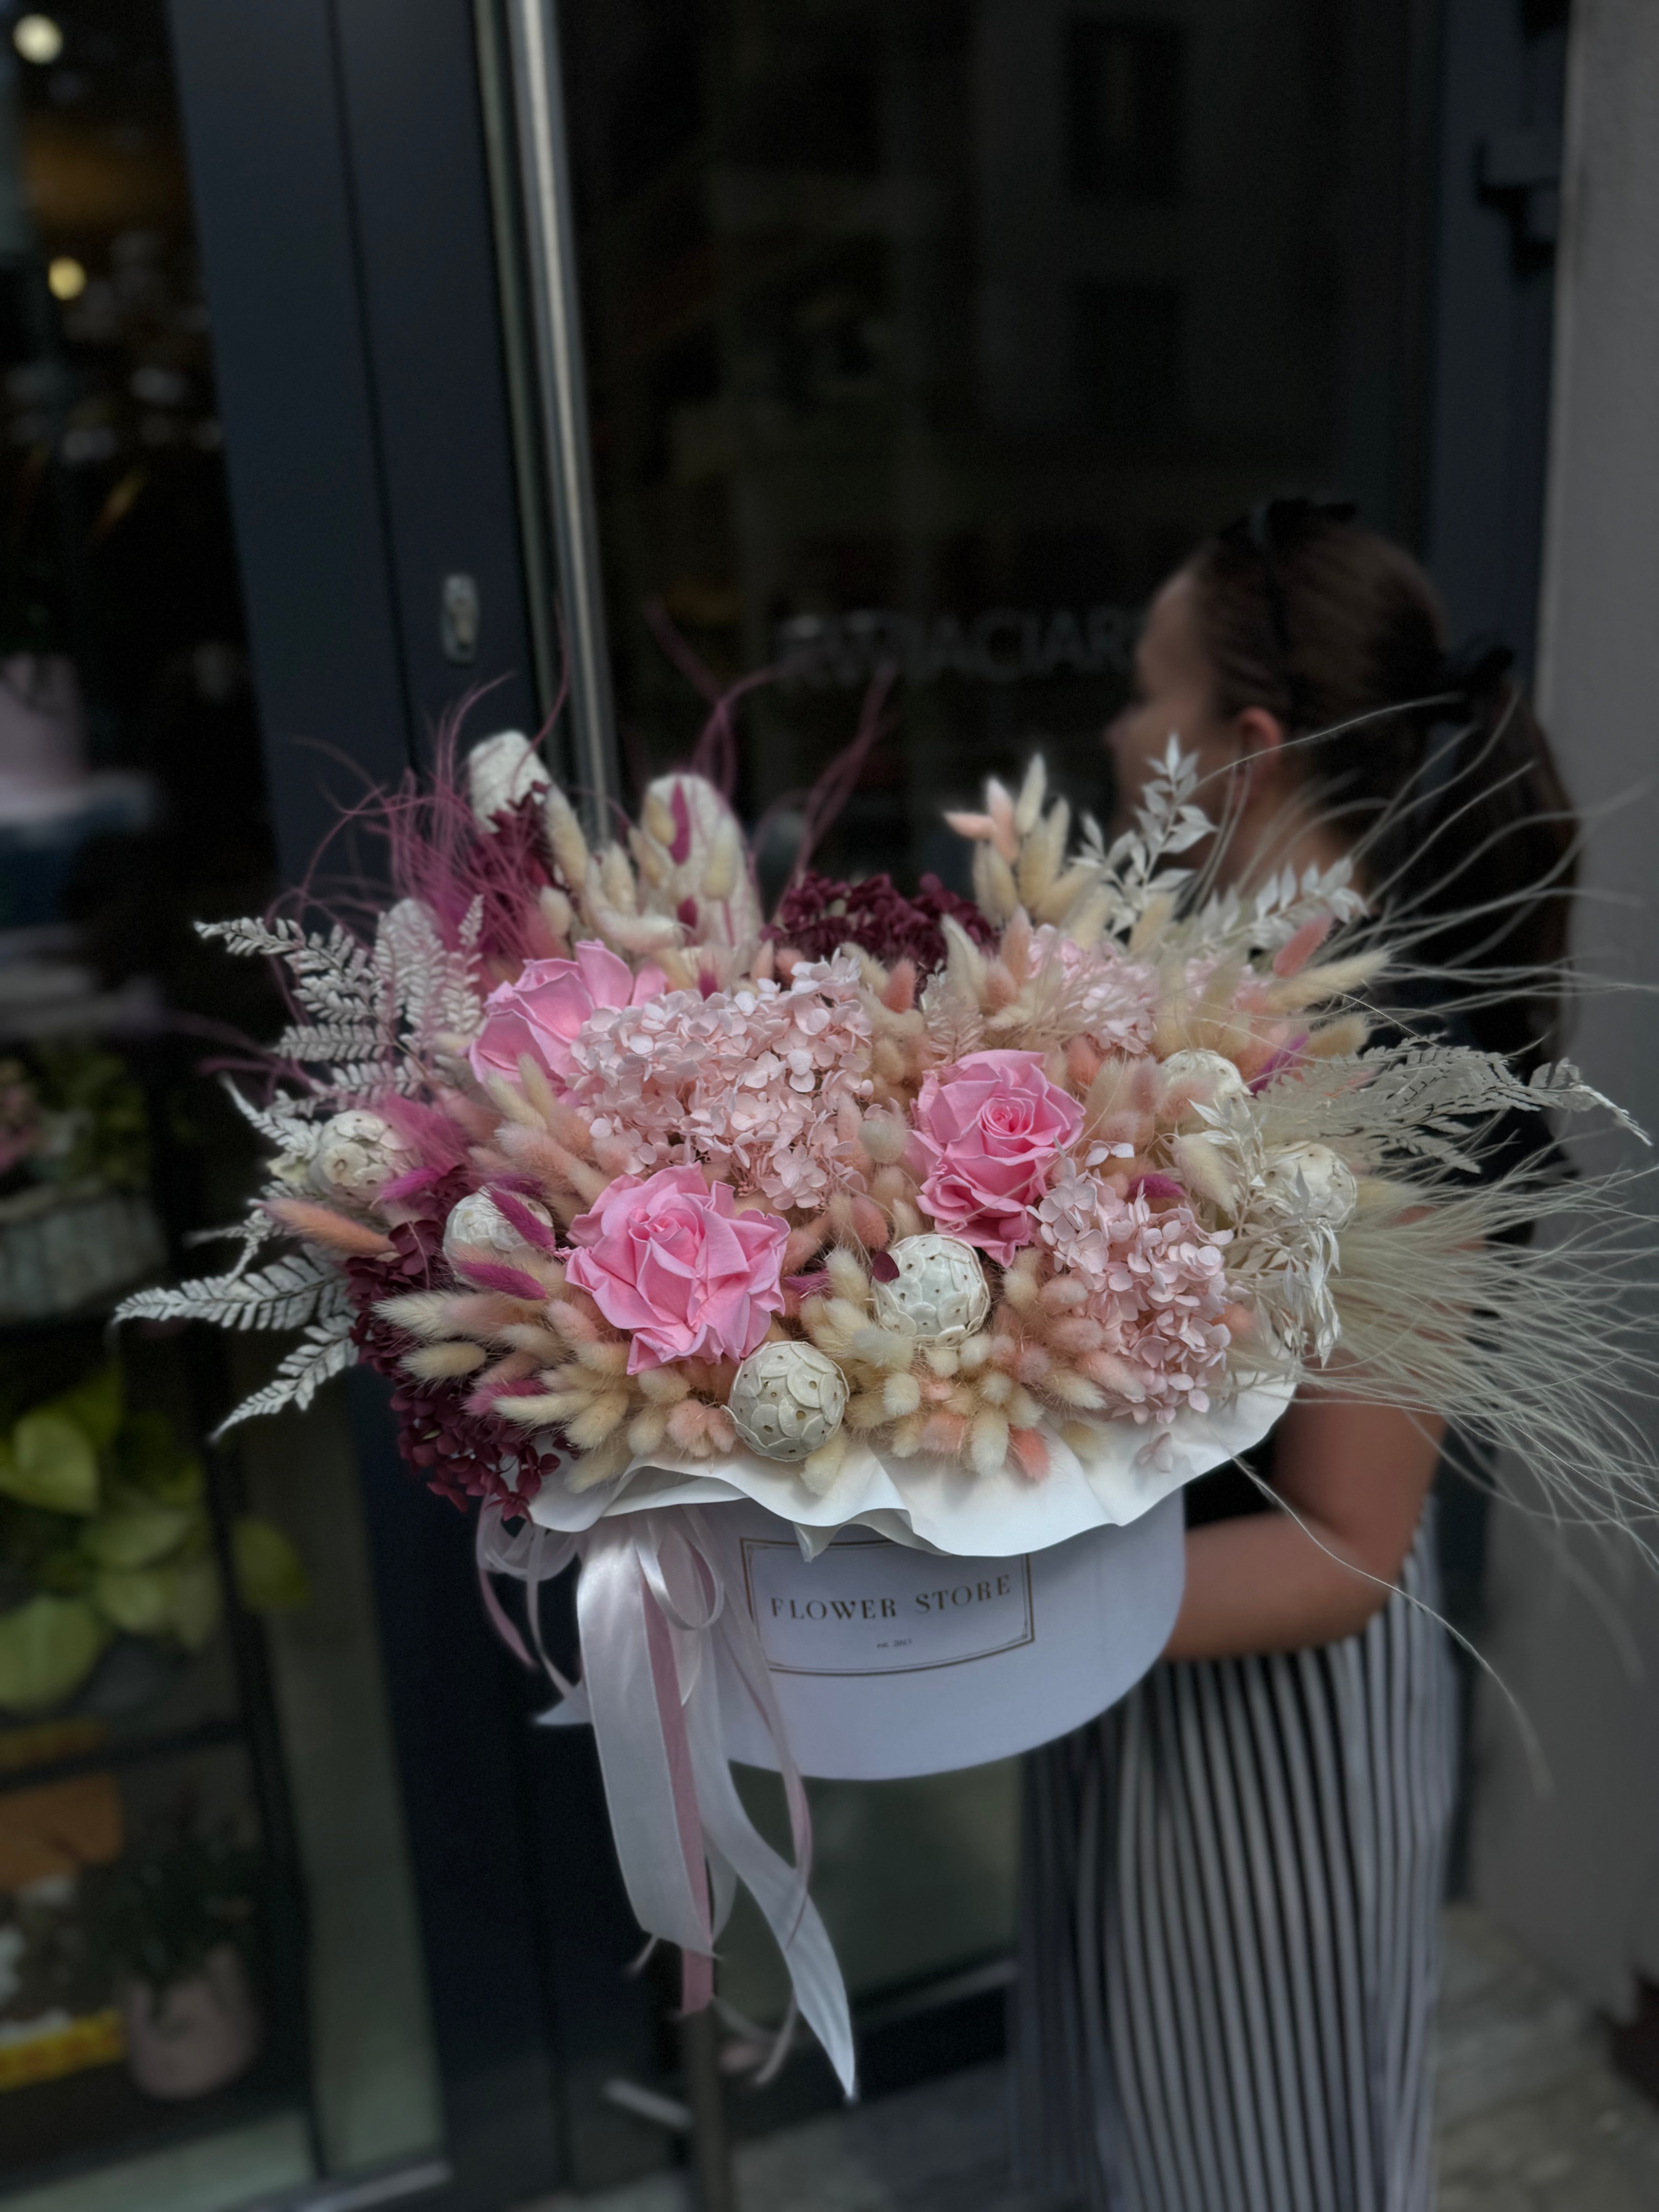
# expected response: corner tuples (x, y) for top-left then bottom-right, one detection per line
(1477, 127), (1562, 252)
(441, 573), (481, 664)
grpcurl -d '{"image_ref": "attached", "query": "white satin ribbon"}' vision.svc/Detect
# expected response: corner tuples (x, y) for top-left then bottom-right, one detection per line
(477, 1499), (856, 2095)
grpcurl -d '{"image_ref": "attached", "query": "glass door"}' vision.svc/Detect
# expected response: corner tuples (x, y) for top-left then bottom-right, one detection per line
(0, 7), (446, 2208)
(114, 0), (1563, 2198)
(483, 0), (1443, 2125)
(520, 0), (1436, 891)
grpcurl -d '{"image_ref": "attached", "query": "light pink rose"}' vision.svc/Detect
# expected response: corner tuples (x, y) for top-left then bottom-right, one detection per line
(909, 1049), (1084, 1265)
(469, 941), (663, 1085)
(565, 1165), (788, 1372)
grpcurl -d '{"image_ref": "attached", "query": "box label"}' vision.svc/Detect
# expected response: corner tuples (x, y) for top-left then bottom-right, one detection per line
(740, 1535), (1035, 1676)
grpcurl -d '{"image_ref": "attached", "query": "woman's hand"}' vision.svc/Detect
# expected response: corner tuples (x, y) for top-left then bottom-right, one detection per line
(1160, 1394), (1445, 1662)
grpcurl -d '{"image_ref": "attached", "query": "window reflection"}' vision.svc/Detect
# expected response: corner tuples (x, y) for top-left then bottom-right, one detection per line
(563, 0), (1421, 900)
(1066, 21), (1185, 207)
(0, 4), (438, 2195)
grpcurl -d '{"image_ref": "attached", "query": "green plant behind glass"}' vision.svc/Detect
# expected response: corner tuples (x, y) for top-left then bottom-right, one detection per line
(29, 1045), (151, 1192)
(89, 1829), (264, 1999)
(0, 1365), (309, 1714)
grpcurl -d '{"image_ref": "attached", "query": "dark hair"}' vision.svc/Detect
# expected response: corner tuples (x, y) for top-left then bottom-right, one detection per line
(1186, 502), (1577, 1066)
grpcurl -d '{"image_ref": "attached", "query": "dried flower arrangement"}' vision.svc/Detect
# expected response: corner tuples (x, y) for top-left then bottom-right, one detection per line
(117, 733), (1645, 1534)
(109, 726), (1655, 2088)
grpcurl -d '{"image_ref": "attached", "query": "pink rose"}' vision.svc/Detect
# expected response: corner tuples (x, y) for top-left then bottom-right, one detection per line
(469, 941), (662, 1085)
(909, 1049), (1084, 1265)
(565, 1166), (788, 1372)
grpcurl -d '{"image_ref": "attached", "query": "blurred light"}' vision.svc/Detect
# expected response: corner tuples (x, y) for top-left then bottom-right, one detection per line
(130, 362), (187, 406)
(13, 15), (64, 64)
(47, 256), (85, 301)
(60, 422), (117, 464)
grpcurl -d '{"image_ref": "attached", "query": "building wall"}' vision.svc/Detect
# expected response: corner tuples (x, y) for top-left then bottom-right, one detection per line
(1471, 0), (1659, 2020)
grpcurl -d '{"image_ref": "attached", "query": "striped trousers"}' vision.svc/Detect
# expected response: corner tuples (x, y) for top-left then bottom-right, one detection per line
(1013, 1518), (1456, 2212)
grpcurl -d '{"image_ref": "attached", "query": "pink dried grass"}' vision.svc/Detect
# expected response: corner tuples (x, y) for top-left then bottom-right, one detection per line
(264, 1197), (393, 1257)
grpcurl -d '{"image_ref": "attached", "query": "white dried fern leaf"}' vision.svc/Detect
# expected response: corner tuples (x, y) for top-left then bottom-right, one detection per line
(213, 1312), (357, 1436)
(199, 915), (376, 1005)
(319, 1057), (405, 1101)
(115, 1253), (347, 1335)
(374, 895), (483, 1053)
(220, 1077), (323, 1159)
(182, 1212), (281, 1280)
(199, 915), (393, 1076)
(196, 915), (307, 962)
(1261, 1043), (1647, 1170)
(272, 1015), (381, 1056)
(1362, 1046), (1640, 1153)
(1528, 1059), (1648, 1140)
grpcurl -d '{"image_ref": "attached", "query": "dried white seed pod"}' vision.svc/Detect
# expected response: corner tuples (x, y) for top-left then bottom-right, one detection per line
(442, 1190), (553, 1269)
(871, 1234), (991, 1345)
(1158, 1047), (1249, 1124)
(308, 1111), (412, 1204)
(467, 730), (550, 824)
(728, 1341), (848, 1462)
(1259, 1142), (1358, 1230)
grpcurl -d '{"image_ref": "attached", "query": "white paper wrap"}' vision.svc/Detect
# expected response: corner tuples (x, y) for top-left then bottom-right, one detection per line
(526, 1377), (1292, 1558)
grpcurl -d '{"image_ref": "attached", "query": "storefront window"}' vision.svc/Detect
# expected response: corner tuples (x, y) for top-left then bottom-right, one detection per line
(0, 7), (438, 2202)
(557, 0), (1430, 889)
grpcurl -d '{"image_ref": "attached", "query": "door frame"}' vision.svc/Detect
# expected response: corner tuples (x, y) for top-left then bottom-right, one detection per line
(165, 2), (663, 2201)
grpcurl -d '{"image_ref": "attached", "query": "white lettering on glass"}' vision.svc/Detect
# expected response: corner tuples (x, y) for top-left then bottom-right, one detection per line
(772, 604), (1138, 688)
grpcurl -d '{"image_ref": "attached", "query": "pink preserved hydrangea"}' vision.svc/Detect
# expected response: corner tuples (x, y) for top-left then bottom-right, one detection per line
(1036, 1158), (1231, 1425)
(1030, 927), (1159, 1055)
(566, 954), (872, 1211)
(566, 1166), (788, 1372)
(909, 1049), (1083, 1264)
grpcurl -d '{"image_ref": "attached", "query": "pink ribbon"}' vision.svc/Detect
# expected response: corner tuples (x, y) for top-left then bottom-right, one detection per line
(476, 1501), (854, 2094)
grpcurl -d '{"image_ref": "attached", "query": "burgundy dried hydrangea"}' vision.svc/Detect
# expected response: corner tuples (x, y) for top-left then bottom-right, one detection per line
(767, 871), (997, 974)
(466, 789), (560, 972)
(345, 1169), (546, 1513)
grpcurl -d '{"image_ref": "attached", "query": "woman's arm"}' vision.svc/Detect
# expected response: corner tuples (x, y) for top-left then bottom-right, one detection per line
(1161, 1396), (1445, 1662)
